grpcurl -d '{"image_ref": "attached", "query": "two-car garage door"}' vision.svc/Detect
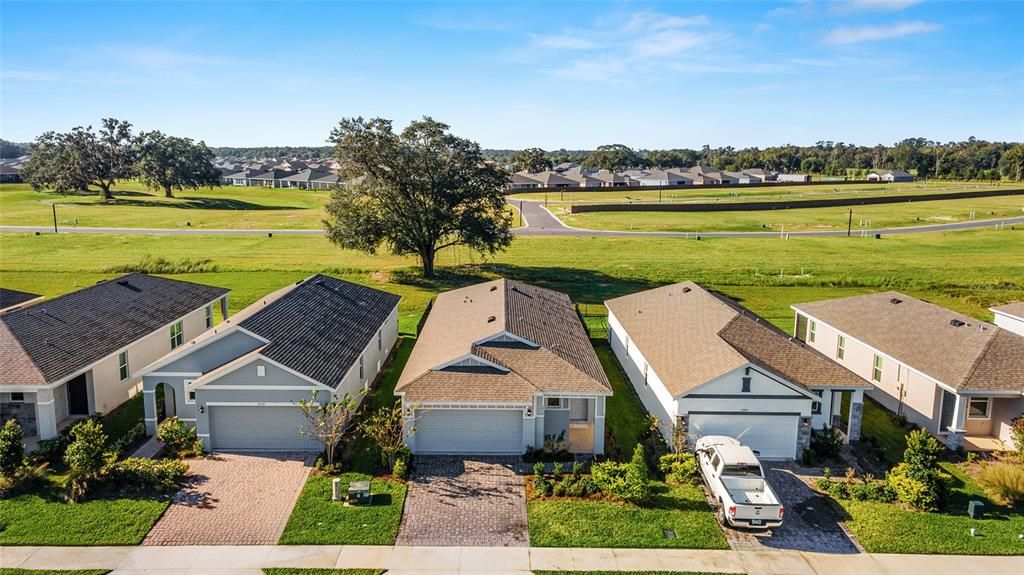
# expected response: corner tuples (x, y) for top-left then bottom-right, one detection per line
(414, 409), (523, 454)
(688, 413), (799, 459)
(208, 405), (321, 451)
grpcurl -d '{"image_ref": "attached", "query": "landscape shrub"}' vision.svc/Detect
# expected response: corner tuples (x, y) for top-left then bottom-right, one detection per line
(0, 419), (25, 476)
(886, 462), (939, 511)
(64, 419), (114, 501)
(30, 437), (69, 468)
(1011, 415), (1024, 456)
(975, 461), (1024, 506)
(392, 456), (408, 480)
(157, 417), (203, 457)
(903, 428), (943, 478)
(657, 452), (698, 485)
(817, 467), (893, 503)
(108, 457), (188, 493)
(0, 461), (49, 498)
(592, 445), (652, 505)
(810, 426), (843, 460)
(533, 474), (552, 497)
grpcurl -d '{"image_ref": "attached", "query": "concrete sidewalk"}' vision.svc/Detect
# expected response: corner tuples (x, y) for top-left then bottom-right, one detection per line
(2, 544), (1022, 575)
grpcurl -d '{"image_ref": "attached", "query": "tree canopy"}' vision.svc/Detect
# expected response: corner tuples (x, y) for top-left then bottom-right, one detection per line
(511, 147), (553, 173)
(324, 116), (512, 278)
(581, 144), (643, 171)
(137, 131), (221, 198)
(21, 118), (138, 199)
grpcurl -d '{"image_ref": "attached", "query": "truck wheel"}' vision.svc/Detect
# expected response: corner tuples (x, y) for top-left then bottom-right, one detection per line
(717, 500), (727, 526)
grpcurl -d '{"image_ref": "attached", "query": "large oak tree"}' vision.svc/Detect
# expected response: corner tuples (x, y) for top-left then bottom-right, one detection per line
(324, 117), (512, 278)
(137, 131), (221, 198)
(21, 118), (138, 199)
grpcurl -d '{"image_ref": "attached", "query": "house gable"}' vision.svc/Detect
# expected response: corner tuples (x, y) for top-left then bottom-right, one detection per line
(152, 329), (265, 375)
(682, 363), (817, 401)
(193, 354), (330, 390)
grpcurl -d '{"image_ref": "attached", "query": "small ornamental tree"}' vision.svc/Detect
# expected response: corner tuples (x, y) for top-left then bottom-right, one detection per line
(360, 404), (415, 471)
(1010, 414), (1024, 456)
(903, 428), (943, 479)
(297, 391), (358, 467)
(0, 419), (25, 476)
(64, 419), (112, 501)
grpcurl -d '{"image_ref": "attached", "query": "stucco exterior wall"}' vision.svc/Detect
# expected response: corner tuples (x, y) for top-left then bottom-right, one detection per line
(992, 397), (1023, 449)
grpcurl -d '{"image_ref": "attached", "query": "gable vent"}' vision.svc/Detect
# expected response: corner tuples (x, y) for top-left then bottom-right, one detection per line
(950, 319), (966, 327)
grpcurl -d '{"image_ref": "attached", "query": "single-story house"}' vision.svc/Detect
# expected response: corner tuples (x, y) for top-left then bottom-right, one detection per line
(607, 282), (870, 459)
(793, 292), (1024, 451)
(139, 275), (400, 451)
(1, 274), (228, 441)
(561, 172), (603, 187)
(743, 168), (775, 182)
(868, 169), (913, 183)
(223, 169), (261, 186)
(249, 169), (297, 188)
(776, 173), (811, 183)
(529, 170), (578, 188)
(396, 279), (612, 455)
(508, 172), (542, 189)
(310, 172), (341, 190)
(591, 169), (631, 187)
(729, 171), (762, 184)
(280, 169), (338, 190)
(636, 170), (694, 187)
(0, 287), (43, 313)
(991, 302), (1024, 337)
(0, 165), (23, 183)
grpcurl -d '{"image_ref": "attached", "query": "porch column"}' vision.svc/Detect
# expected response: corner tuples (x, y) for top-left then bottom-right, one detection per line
(847, 389), (864, 442)
(593, 396), (606, 455)
(219, 296), (229, 323)
(34, 388), (58, 440)
(946, 394), (968, 450)
(142, 381), (159, 436)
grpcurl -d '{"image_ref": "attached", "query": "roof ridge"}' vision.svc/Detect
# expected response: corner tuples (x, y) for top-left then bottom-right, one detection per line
(960, 326), (1005, 388)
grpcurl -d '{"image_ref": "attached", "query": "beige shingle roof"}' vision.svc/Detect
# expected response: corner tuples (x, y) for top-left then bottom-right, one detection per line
(396, 279), (610, 403)
(605, 282), (868, 397)
(794, 292), (1024, 392)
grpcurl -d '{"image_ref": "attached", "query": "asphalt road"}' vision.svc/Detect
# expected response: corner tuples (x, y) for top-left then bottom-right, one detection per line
(1, 200), (1020, 238)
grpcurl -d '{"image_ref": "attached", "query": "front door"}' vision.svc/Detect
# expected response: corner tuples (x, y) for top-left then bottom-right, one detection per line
(67, 373), (89, 415)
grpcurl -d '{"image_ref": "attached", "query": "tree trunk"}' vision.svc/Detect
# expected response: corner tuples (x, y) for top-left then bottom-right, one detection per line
(163, 184), (174, 198)
(420, 249), (436, 278)
(98, 182), (113, 200)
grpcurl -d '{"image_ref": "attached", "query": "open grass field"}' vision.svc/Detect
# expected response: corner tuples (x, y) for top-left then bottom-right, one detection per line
(508, 181), (1007, 204)
(554, 195), (1024, 233)
(0, 227), (1021, 333)
(0, 182), (521, 230)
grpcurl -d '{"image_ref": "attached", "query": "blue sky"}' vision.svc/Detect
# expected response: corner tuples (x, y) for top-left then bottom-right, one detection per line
(1, 0), (1022, 149)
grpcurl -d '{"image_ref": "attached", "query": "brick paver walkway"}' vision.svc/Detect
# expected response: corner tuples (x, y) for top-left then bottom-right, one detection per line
(396, 455), (528, 547)
(722, 461), (861, 554)
(143, 451), (315, 546)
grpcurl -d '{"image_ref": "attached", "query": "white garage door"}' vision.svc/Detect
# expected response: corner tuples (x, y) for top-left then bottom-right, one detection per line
(414, 409), (523, 454)
(688, 413), (799, 459)
(209, 405), (320, 451)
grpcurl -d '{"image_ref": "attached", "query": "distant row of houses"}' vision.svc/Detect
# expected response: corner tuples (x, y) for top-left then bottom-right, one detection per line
(215, 158), (343, 190)
(509, 164), (913, 190)
(0, 155), (30, 183)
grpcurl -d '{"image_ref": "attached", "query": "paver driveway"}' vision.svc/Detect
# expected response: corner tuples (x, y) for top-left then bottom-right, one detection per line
(144, 451), (315, 546)
(396, 456), (528, 547)
(721, 461), (860, 554)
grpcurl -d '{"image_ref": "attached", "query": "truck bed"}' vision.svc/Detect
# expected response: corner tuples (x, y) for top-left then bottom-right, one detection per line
(721, 476), (780, 506)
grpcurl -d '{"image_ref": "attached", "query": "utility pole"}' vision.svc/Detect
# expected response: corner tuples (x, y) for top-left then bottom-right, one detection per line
(52, 204), (58, 233)
(518, 201), (523, 227)
(847, 208), (853, 237)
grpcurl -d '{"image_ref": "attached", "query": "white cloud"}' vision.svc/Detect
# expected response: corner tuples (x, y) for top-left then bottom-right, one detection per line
(624, 11), (710, 32)
(824, 21), (941, 44)
(531, 34), (597, 51)
(632, 30), (712, 57)
(838, 0), (923, 12)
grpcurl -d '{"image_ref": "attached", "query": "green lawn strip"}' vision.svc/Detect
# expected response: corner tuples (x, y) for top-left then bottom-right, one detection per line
(527, 482), (729, 549)
(857, 396), (910, 465)
(100, 393), (145, 448)
(0, 477), (170, 546)
(836, 462), (1024, 555)
(263, 569), (384, 575)
(347, 336), (413, 475)
(596, 343), (649, 457)
(0, 570), (109, 575)
(278, 473), (406, 545)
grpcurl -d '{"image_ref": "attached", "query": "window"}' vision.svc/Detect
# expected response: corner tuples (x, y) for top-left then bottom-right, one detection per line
(741, 377), (751, 393)
(256, 365), (265, 377)
(170, 321), (184, 349)
(968, 397), (990, 419)
(811, 390), (823, 415)
(872, 354), (883, 382)
(205, 305), (213, 329)
(377, 330), (382, 351)
(184, 380), (196, 404)
(808, 320), (817, 343)
(359, 356), (364, 379)
(118, 351), (129, 381)
(546, 397), (563, 408)
(836, 335), (846, 360)
(10, 392), (25, 402)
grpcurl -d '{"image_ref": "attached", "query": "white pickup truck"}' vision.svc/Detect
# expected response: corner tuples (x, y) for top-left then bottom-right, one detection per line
(696, 436), (784, 530)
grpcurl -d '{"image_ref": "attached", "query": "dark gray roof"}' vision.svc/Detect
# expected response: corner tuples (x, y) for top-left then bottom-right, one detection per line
(1, 274), (229, 386)
(250, 169), (296, 180)
(0, 288), (42, 311)
(239, 274), (400, 388)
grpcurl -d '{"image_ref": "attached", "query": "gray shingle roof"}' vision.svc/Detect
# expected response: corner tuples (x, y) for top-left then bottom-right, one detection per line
(238, 274), (400, 388)
(0, 288), (42, 311)
(1, 274), (228, 386)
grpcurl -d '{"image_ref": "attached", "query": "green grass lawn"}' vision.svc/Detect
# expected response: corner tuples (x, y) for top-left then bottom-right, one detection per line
(0, 477), (170, 546)
(277, 473), (406, 545)
(836, 462), (1024, 555)
(528, 481), (728, 549)
(858, 396), (911, 465)
(596, 344), (649, 458)
(263, 570), (384, 575)
(556, 195), (1024, 233)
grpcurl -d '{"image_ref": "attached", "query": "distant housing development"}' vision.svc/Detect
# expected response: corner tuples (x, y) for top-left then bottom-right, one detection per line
(507, 163), (835, 190)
